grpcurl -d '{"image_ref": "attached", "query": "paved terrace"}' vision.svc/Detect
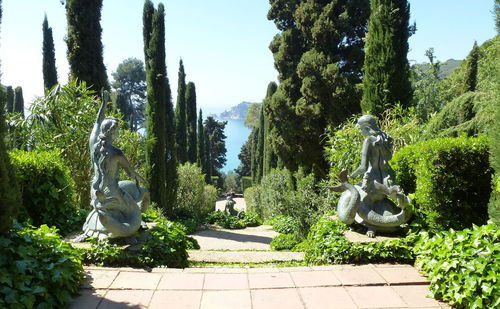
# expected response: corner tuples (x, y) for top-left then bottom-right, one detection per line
(70, 264), (451, 309)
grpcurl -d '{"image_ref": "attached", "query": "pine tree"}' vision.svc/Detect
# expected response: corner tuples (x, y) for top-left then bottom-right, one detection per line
(249, 127), (259, 183)
(5, 86), (14, 113)
(205, 116), (226, 179)
(463, 41), (479, 93)
(65, 0), (109, 92)
(175, 59), (187, 164)
(263, 82), (278, 176)
(143, 0), (177, 216)
(361, 0), (413, 116)
(42, 15), (58, 90)
(13, 87), (24, 117)
(268, 0), (370, 177)
(185, 82), (197, 163)
(0, 0), (22, 234)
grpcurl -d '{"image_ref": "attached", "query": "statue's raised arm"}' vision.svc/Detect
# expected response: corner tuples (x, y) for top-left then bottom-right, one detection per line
(89, 93), (108, 154)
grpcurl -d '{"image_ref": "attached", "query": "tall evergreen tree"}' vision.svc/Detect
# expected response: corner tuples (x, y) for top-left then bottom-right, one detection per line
(235, 139), (251, 177)
(196, 109), (206, 173)
(42, 15), (58, 90)
(185, 81), (197, 163)
(249, 127), (260, 183)
(13, 87), (24, 117)
(175, 59), (187, 164)
(111, 58), (147, 131)
(65, 0), (109, 92)
(361, 0), (413, 116)
(263, 81), (278, 176)
(143, 1), (177, 216)
(204, 126), (211, 183)
(205, 116), (227, 177)
(5, 86), (14, 113)
(0, 0), (22, 234)
(268, 0), (370, 177)
(463, 41), (479, 93)
(254, 105), (265, 183)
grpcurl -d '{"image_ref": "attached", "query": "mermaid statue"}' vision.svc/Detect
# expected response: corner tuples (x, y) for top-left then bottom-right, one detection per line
(332, 115), (411, 237)
(77, 96), (149, 240)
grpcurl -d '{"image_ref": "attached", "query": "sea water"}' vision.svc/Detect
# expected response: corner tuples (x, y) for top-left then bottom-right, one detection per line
(220, 118), (251, 173)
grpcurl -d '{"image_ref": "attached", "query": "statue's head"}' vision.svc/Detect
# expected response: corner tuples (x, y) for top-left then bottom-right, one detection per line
(357, 115), (380, 137)
(100, 117), (120, 141)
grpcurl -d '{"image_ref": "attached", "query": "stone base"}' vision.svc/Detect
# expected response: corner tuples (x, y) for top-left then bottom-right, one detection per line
(344, 230), (402, 243)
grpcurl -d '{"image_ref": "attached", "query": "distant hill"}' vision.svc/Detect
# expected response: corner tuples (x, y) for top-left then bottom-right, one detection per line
(413, 59), (463, 78)
(219, 101), (256, 120)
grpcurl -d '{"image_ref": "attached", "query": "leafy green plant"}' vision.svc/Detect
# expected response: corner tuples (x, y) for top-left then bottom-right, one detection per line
(392, 135), (491, 231)
(414, 224), (499, 309)
(9, 149), (81, 235)
(304, 215), (415, 265)
(239, 211), (262, 227)
(270, 233), (300, 251)
(0, 224), (84, 308)
(80, 237), (131, 267)
(244, 185), (263, 216)
(140, 220), (189, 268)
(268, 215), (299, 235)
(142, 202), (165, 223)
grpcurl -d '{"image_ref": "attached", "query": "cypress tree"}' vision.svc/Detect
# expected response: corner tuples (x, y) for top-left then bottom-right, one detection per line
(249, 127), (259, 184)
(175, 59), (187, 164)
(263, 82), (278, 176)
(5, 86), (14, 113)
(0, 0), (22, 234)
(185, 81), (197, 163)
(42, 15), (58, 90)
(204, 126), (211, 183)
(13, 87), (24, 117)
(143, 0), (177, 216)
(65, 0), (109, 92)
(160, 4), (178, 216)
(255, 104), (265, 183)
(197, 109), (206, 171)
(361, 0), (413, 116)
(463, 41), (479, 93)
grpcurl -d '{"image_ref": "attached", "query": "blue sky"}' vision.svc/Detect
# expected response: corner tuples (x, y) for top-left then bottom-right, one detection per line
(0, 0), (496, 110)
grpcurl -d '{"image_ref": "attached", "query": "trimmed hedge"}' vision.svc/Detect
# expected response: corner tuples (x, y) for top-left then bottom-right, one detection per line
(391, 135), (491, 231)
(9, 149), (80, 235)
(489, 83), (500, 225)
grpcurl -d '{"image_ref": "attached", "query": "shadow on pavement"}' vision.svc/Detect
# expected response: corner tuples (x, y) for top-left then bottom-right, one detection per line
(193, 229), (273, 245)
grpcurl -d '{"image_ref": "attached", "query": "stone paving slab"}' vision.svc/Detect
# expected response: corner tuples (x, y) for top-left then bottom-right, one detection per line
(71, 264), (452, 309)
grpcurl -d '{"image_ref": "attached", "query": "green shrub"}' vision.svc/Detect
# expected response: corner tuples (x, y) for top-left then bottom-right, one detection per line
(205, 211), (245, 229)
(203, 185), (217, 214)
(0, 94), (21, 233)
(0, 224), (84, 308)
(489, 81), (500, 225)
(142, 202), (166, 223)
(392, 135), (492, 230)
(9, 149), (81, 235)
(176, 163), (213, 219)
(269, 215), (299, 235)
(238, 211), (262, 227)
(7, 81), (99, 209)
(259, 169), (294, 218)
(415, 224), (499, 309)
(270, 233), (300, 251)
(241, 176), (252, 193)
(139, 220), (189, 268)
(81, 238), (132, 267)
(304, 215), (415, 265)
(244, 186), (263, 216)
